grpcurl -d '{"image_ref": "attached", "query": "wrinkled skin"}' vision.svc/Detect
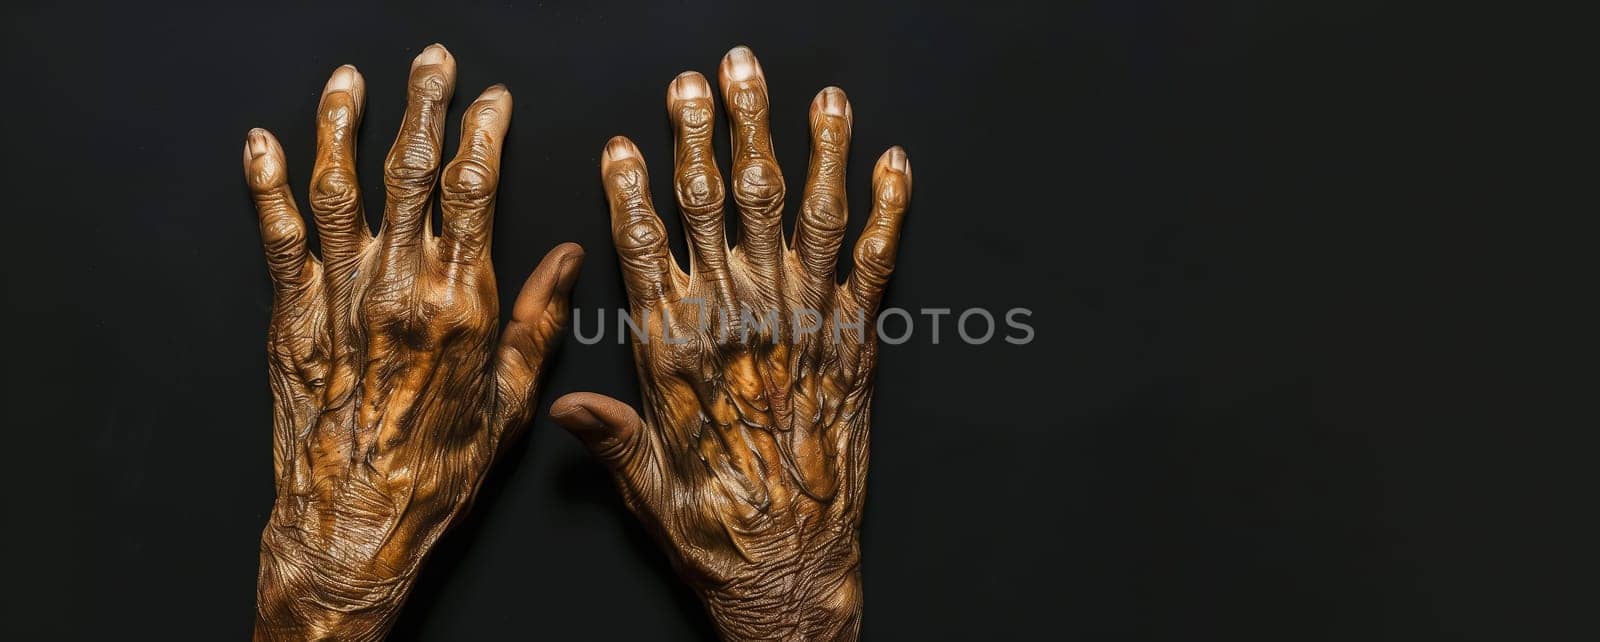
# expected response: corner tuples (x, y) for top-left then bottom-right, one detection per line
(245, 44), (582, 641)
(551, 46), (912, 641)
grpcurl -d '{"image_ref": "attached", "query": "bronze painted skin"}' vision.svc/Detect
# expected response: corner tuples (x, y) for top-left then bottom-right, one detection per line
(551, 46), (913, 641)
(244, 44), (582, 641)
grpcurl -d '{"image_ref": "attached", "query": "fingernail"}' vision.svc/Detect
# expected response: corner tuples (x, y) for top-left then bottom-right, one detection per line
(722, 45), (759, 82)
(480, 83), (508, 101)
(326, 65), (358, 92)
(817, 86), (849, 118)
(415, 43), (449, 67)
(669, 71), (710, 101)
(604, 136), (637, 162)
(247, 128), (271, 158)
(887, 146), (908, 173)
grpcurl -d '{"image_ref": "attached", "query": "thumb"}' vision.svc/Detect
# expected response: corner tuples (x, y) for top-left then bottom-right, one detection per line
(493, 243), (584, 439)
(550, 392), (650, 474)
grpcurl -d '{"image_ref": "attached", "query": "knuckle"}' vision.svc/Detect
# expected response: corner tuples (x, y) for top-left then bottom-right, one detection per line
(469, 100), (504, 125)
(408, 69), (450, 102)
(310, 167), (360, 213)
(875, 176), (910, 211)
(425, 298), (491, 336)
(676, 102), (714, 131)
(606, 165), (647, 197)
(616, 218), (664, 251)
(247, 157), (287, 192)
(442, 158), (498, 205)
(801, 193), (847, 230)
(384, 126), (444, 190)
(319, 100), (356, 130)
(812, 118), (849, 148)
(732, 160), (784, 209)
(854, 233), (896, 274)
(675, 168), (724, 214)
(261, 216), (305, 251)
(653, 335), (703, 374)
(728, 84), (767, 116)
(362, 294), (407, 326)
(384, 156), (436, 189)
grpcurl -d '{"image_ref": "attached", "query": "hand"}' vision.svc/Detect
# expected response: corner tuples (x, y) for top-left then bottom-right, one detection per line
(244, 44), (583, 641)
(550, 46), (912, 641)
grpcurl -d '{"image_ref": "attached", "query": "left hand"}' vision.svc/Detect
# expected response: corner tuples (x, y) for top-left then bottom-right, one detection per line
(244, 44), (582, 641)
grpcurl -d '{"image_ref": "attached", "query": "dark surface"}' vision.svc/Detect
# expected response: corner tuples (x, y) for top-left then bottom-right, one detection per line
(0, 0), (1569, 640)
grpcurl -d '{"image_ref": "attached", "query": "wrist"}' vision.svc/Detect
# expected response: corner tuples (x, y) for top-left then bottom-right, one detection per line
(697, 536), (864, 641)
(252, 523), (414, 642)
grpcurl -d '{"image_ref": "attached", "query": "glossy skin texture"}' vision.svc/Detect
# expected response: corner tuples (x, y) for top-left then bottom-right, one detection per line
(244, 44), (583, 641)
(551, 46), (912, 641)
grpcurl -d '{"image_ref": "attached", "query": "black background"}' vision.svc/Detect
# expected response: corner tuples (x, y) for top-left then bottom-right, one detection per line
(0, 0), (1579, 640)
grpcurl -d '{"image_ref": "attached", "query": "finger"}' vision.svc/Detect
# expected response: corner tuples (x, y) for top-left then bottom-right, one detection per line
(309, 65), (370, 276)
(718, 46), (786, 280)
(794, 86), (852, 302)
(602, 136), (680, 309)
(243, 128), (314, 293)
(309, 66), (369, 408)
(843, 147), (912, 315)
(381, 43), (456, 259)
(667, 71), (732, 282)
(440, 84), (512, 265)
(550, 392), (656, 497)
(493, 242), (584, 442)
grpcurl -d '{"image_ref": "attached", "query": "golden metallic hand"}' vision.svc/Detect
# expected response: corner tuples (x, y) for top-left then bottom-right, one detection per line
(244, 44), (582, 641)
(551, 45), (912, 641)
